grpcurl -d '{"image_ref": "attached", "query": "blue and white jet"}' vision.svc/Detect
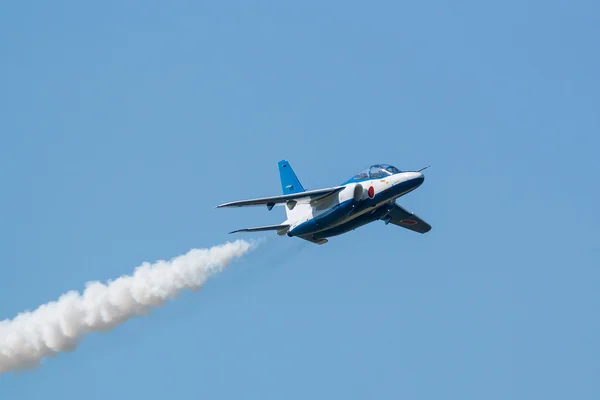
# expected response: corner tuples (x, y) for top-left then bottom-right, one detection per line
(216, 160), (431, 245)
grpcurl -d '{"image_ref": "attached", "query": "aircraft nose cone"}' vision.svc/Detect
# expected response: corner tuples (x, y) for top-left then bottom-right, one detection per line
(414, 171), (424, 186)
(408, 171), (424, 187)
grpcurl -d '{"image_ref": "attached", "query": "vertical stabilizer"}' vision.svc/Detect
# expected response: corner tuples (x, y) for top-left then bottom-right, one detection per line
(278, 160), (310, 220)
(278, 160), (305, 194)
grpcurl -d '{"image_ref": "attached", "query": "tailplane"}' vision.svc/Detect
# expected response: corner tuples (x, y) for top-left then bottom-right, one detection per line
(229, 224), (290, 236)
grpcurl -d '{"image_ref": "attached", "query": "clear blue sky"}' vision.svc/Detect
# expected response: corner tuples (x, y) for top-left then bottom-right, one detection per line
(1, 1), (599, 398)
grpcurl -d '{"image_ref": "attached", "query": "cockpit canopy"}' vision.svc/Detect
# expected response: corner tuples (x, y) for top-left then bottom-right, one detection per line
(345, 164), (402, 182)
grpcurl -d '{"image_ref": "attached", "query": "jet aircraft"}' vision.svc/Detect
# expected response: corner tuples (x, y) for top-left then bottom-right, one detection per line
(216, 160), (431, 245)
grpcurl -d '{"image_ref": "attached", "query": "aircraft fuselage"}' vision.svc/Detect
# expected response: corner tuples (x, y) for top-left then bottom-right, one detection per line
(286, 171), (424, 240)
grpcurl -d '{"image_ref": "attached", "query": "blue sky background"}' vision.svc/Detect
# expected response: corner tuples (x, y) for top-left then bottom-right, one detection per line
(1, 1), (599, 398)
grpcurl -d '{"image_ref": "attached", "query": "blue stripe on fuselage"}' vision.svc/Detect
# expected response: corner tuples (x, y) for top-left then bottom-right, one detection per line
(288, 198), (357, 236)
(312, 205), (391, 239)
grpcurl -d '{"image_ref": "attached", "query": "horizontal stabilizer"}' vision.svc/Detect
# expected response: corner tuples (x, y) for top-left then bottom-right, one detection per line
(229, 224), (290, 235)
(216, 186), (345, 209)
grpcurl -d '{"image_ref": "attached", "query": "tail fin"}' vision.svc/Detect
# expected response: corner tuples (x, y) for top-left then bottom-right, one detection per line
(278, 160), (305, 195)
(278, 160), (309, 220)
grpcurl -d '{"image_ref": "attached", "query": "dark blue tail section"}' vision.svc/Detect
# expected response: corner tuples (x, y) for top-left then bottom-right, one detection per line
(278, 160), (305, 194)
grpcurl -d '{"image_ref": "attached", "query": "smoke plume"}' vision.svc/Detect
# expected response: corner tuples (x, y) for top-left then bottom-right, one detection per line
(0, 239), (254, 374)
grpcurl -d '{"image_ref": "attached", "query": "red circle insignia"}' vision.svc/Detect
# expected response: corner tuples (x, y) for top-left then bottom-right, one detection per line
(368, 186), (375, 198)
(401, 219), (417, 225)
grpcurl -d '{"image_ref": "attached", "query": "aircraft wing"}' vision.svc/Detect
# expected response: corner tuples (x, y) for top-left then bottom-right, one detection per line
(297, 236), (328, 245)
(216, 186), (345, 209)
(386, 204), (432, 234)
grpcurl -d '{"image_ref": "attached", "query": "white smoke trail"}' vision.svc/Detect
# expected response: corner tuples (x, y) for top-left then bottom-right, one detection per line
(0, 239), (254, 375)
